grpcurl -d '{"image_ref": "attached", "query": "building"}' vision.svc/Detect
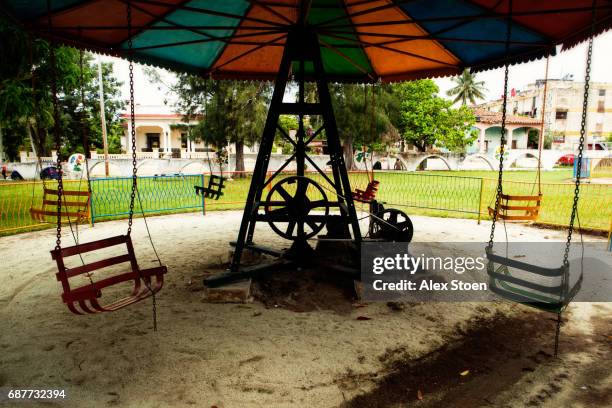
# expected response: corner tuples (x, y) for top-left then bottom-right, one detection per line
(478, 79), (612, 150)
(470, 108), (542, 154)
(120, 104), (210, 157)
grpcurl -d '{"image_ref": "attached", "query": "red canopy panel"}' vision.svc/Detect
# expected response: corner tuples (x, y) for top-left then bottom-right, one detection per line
(345, 0), (461, 81)
(31, 0), (187, 49)
(211, 0), (299, 79)
(469, 0), (612, 50)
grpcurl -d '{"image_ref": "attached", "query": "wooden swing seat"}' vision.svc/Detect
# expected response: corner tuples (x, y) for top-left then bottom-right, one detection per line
(50, 235), (166, 315)
(486, 247), (582, 314)
(352, 180), (380, 203)
(30, 188), (91, 223)
(194, 174), (226, 200)
(488, 193), (542, 221)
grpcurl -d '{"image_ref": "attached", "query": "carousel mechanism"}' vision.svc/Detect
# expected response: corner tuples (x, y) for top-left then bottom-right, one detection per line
(204, 28), (412, 287)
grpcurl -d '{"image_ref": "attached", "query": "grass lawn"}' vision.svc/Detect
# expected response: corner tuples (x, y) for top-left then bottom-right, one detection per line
(1, 169), (610, 236)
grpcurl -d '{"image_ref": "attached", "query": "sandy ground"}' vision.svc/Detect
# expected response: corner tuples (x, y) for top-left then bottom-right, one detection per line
(0, 211), (610, 408)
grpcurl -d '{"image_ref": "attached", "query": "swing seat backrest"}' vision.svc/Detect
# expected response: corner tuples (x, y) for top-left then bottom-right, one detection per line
(50, 235), (166, 315)
(353, 180), (380, 203)
(194, 175), (226, 200)
(485, 247), (582, 313)
(30, 188), (91, 223)
(488, 193), (541, 221)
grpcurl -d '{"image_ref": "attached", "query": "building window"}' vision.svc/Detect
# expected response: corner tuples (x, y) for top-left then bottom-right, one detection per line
(597, 100), (605, 113)
(552, 133), (565, 143)
(599, 89), (606, 96)
(145, 133), (160, 150)
(555, 110), (568, 120)
(181, 132), (188, 149)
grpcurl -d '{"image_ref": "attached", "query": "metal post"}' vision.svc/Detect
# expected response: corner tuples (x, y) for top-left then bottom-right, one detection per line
(201, 173), (206, 216)
(90, 179), (95, 226)
(477, 177), (484, 224)
(97, 56), (109, 177)
(608, 220), (612, 252)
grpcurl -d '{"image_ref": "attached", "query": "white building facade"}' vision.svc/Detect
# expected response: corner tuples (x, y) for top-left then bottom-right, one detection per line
(121, 105), (210, 157)
(478, 79), (612, 150)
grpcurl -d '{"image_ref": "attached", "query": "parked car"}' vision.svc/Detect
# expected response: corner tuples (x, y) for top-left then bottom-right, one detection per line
(557, 154), (575, 166)
(40, 166), (60, 180)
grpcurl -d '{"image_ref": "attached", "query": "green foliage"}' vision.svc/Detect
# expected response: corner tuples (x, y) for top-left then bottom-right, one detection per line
(446, 68), (487, 105)
(317, 83), (400, 169)
(329, 83), (399, 147)
(167, 75), (271, 149)
(394, 80), (476, 152)
(0, 16), (125, 160)
(274, 114), (299, 153)
(278, 114), (299, 134)
(196, 80), (271, 148)
(543, 132), (554, 149)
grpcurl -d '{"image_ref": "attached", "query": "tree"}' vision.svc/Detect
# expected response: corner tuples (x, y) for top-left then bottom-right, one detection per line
(164, 73), (272, 175)
(395, 80), (476, 153)
(446, 68), (487, 105)
(0, 16), (125, 161)
(318, 83), (399, 170)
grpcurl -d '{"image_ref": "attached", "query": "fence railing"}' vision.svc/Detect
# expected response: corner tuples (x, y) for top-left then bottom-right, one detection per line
(1, 171), (611, 236)
(0, 179), (88, 234)
(90, 174), (205, 222)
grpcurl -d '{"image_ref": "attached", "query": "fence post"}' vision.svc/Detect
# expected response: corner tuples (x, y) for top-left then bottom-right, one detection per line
(608, 220), (612, 252)
(201, 173), (206, 216)
(89, 179), (95, 226)
(477, 177), (484, 224)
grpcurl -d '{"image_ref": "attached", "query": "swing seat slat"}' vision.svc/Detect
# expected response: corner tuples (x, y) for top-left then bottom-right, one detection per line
(488, 193), (541, 222)
(194, 174), (226, 200)
(485, 248), (582, 313)
(30, 188), (91, 223)
(353, 180), (379, 203)
(51, 234), (166, 315)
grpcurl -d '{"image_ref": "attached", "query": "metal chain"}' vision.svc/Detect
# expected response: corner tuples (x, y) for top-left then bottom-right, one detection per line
(127, 1), (138, 237)
(563, 1), (595, 266)
(126, 1), (157, 331)
(488, 0), (513, 249)
(47, 0), (63, 251)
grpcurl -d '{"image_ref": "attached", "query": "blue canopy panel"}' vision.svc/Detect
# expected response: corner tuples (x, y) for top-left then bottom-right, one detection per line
(401, 0), (549, 67)
(119, 0), (250, 71)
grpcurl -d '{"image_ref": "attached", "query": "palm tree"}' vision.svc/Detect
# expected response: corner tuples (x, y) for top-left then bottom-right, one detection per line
(446, 68), (487, 105)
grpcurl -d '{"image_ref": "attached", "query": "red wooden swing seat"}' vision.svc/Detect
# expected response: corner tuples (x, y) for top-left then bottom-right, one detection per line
(31, 188), (91, 223)
(50, 235), (166, 315)
(352, 180), (380, 203)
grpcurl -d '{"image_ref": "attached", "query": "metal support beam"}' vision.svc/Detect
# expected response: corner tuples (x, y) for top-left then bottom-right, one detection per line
(217, 27), (361, 285)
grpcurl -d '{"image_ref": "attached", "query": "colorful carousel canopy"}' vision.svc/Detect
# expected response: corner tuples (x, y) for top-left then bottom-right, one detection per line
(2, 0), (611, 82)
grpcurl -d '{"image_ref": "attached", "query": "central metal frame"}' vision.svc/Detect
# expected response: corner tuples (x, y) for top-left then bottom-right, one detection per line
(205, 27), (362, 286)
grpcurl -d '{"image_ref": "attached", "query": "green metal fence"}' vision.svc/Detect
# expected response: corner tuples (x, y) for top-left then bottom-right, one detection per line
(90, 174), (205, 223)
(1, 171), (611, 236)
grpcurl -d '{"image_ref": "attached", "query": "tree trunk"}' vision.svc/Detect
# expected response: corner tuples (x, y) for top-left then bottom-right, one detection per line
(0, 124), (4, 161)
(234, 139), (246, 178)
(27, 124), (42, 158)
(342, 134), (355, 171)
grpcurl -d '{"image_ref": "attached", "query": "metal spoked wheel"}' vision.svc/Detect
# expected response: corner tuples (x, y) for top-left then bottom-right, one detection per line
(369, 208), (414, 242)
(264, 176), (330, 240)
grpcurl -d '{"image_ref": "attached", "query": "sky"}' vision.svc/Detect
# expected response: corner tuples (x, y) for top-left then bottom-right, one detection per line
(102, 30), (612, 112)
